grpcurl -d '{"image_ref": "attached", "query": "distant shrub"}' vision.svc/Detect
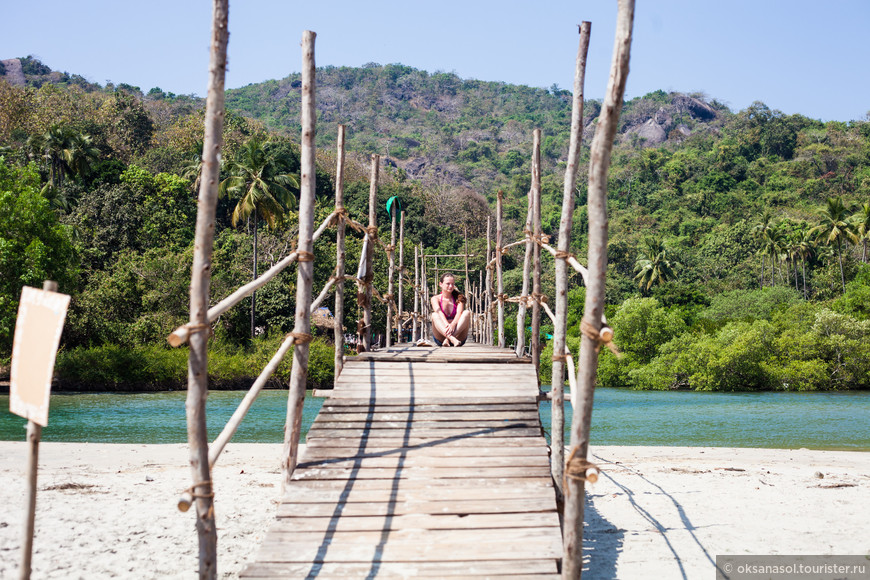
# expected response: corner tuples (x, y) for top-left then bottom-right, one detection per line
(701, 286), (800, 323)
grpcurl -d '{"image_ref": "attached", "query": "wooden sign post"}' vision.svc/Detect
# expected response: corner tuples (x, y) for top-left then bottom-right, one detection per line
(9, 281), (71, 580)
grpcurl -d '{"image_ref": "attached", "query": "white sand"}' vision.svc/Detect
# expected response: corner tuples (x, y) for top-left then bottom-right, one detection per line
(0, 443), (867, 579)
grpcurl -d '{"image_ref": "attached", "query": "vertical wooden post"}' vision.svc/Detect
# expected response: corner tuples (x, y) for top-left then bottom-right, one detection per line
(531, 129), (542, 378)
(282, 29), (318, 487)
(362, 154), (379, 351)
(485, 216), (492, 346)
(413, 245), (419, 341)
(496, 191), (505, 348)
(551, 22), (591, 503)
(185, 1), (227, 576)
(399, 211), (405, 343)
(477, 270), (486, 344)
(18, 280), (58, 580)
(421, 245), (430, 339)
(433, 256), (439, 295)
(516, 144), (535, 357)
(333, 124), (347, 380)
(464, 226), (471, 296)
(386, 204), (396, 348)
(563, 3), (634, 578)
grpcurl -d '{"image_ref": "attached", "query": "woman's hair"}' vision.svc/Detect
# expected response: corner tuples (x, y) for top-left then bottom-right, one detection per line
(439, 273), (466, 304)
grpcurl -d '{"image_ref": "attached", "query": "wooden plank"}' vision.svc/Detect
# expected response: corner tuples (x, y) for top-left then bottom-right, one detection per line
(306, 427), (543, 439)
(296, 454), (550, 469)
(251, 535), (561, 562)
(318, 402), (538, 413)
(300, 445), (548, 459)
(290, 465), (552, 481)
(310, 420), (539, 430)
(281, 477), (554, 493)
(280, 485), (555, 504)
(302, 436), (546, 448)
(241, 559), (558, 578)
(314, 411), (540, 421)
(276, 496), (557, 517)
(270, 512), (559, 532)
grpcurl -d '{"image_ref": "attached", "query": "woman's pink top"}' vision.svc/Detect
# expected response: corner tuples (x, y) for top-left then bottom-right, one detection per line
(439, 295), (457, 321)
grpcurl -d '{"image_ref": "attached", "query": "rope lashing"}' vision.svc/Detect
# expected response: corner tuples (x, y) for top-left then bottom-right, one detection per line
(564, 447), (600, 495)
(551, 353), (570, 362)
(183, 480), (215, 499)
(296, 251), (315, 262)
(366, 225), (379, 239)
(287, 332), (313, 344)
(554, 250), (575, 261)
(185, 322), (211, 335)
(580, 319), (620, 357)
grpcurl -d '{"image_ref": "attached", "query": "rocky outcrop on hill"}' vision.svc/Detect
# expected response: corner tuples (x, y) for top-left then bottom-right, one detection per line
(0, 58), (26, 86)
(622, 93), (720, 147)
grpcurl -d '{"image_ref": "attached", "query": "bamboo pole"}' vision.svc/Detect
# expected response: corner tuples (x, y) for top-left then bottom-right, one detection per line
(563, 4), (634, 577)
(333, 125), (346, 378)
(361, 154), (379, 351)
(496, 191), (505, 348)
(282, 30), (317, 488)
(184, 1), (227, 576)
(398, 211), (405, 343)
(516, 180), (534, 357)
(551, 21), (591, 504)
(531, 129), (542, 377)
(386, 203), (396, 348)
(421, 243), (430, 339)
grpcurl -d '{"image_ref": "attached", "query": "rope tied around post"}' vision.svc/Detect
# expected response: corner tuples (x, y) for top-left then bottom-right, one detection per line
(551, 352), (570, 362)
(186, 322), (211, 335)
(366, 225), (379, 240)
(296, 251), (315, 262)
(287, 332), (313, 344)
(564, 447), (600, 495)
(177, 480), (215, 513)
(554, 250), (575, 261)
(580, 318), (621, 357)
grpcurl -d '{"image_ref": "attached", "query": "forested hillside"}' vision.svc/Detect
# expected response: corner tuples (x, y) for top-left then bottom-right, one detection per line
(1, 57), (869, 391)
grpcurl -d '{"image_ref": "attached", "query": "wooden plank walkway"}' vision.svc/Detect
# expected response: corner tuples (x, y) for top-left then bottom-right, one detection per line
(241, 343), (561, 579)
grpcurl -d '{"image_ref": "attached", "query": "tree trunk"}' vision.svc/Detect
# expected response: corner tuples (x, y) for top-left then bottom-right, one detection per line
(496, 192), (505, 348)
(551, 21), (590, 505)
(185, 0), (228, 576)
(837, 242), (846, 293)
(531, 130), (542, 373)
(563, 2), (634, 577)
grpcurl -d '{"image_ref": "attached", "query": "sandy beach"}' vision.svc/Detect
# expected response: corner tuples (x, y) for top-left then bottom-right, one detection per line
(0, 442), (866, 579)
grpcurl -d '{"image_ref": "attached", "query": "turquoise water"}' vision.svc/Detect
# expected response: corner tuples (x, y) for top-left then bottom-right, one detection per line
(0, 390), (323, 444)
(540, 387), (870, 451)
(2, 387), (868, 450)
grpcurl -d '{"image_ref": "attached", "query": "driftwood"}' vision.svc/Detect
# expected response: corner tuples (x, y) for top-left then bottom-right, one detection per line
(496, 192), (505, 348)
(550, 21), (591, 502)
(281, 30), (317, 488)
(563, 3), (634, 578)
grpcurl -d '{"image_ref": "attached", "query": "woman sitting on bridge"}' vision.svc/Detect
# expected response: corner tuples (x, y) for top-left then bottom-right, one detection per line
(430, 273), (471, 346)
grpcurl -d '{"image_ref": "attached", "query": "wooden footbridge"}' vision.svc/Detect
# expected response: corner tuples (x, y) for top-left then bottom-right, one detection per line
(240, 343), (562, 578)
(177, 4), (634, 577)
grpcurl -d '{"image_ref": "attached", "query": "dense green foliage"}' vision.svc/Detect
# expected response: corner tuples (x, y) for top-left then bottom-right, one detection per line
(1, 57), (869, 391)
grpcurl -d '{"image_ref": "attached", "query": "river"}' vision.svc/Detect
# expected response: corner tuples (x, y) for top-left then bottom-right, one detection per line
(2, 388), (869, 450)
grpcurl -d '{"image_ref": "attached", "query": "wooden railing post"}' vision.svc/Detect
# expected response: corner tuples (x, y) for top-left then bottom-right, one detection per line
(386, 202), (396, 348)
(184, 1), (227, 576)
(361, 154), (379, 351)
(531, 129), (542, 378)
(334, 124), (346, 379)
(485, 216), (493, 345)
(496, 191), (505, 348)
(563, 3), (634, 577)
(551, 21), (591, 503)
(413, 245), (419, 341)
(398, 210), (405, 343)
(282, 29), (318, 487)
(516, 170), (534, 357)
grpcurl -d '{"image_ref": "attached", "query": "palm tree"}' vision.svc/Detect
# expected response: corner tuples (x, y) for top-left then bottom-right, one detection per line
(810, 197), (855, 293)
(27, 124), (98, 191)
(761, 227), (784, 287)
(795, 231), (816, 299)
(634, 236), (677, 293)
(219, 137), (299, 337)
(180, 140), (205, 192)
(853, 202), (870, 263)
(752, 210), (775, 288)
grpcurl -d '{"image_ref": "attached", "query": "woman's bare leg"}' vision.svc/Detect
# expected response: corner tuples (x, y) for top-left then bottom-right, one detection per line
(451, 310), (471, 345)
(430, 312), (450, 346)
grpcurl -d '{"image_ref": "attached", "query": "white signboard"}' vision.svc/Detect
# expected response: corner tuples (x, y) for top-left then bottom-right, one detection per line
(9, 286), (71, 427)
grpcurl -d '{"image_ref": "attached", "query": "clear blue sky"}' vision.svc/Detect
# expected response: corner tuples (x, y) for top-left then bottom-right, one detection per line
(3, 0), (867, 122)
